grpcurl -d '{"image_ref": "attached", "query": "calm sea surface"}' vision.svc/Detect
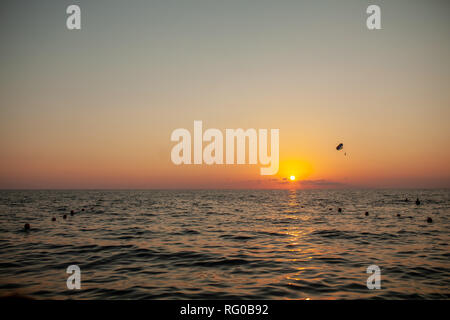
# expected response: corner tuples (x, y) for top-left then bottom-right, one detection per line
(0, 189), (449, 299)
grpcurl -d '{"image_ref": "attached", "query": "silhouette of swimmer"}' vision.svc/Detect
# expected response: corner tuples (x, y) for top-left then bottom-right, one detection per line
(427, 217), (433, 223)
(415, 198), (421, 205)
(397, 214), (401, 217)
(51, 217), (56, 221)
(365, 211), (369, 216)
(338, 208), (342, 212)
(63, 214), (67, 219)
(70, 210), (74, 214)
(404, 198), (409, 202)
(24, 223), (30, 231)
(81, 208), (85, 211)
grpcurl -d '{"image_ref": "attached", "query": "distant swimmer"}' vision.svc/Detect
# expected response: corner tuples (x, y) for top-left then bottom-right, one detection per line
(70, 211), (74, 216)
(24, 223), (30, 231)
(404, 198), (409, 202)
(427, 217), (433, 223)
(415, 198), (421, 205)
(52, 217), (56, 221)
(338, 208), (342, 213)
(63, 214), (67, 219)
(396, 214), (401, 217)
(81, 208), (85, 211)
(365, 211), (369, 216)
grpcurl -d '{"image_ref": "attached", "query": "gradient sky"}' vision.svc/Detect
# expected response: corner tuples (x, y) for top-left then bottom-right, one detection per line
(1, 0), (449, 189)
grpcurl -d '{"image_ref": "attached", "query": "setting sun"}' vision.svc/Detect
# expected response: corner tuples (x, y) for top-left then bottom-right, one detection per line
(290, 176), (296, 181)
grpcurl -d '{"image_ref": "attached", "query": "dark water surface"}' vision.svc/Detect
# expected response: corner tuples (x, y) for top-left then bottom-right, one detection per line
(0, 189), (449, 299)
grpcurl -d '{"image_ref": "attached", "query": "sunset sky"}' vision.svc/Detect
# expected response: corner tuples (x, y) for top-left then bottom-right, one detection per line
(1, 0), (449, 189)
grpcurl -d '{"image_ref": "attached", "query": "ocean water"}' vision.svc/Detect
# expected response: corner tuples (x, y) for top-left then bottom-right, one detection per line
(0, 189), (448, 300)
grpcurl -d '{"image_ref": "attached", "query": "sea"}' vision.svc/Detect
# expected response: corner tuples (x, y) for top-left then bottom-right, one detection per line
(0, 189), (448, 299)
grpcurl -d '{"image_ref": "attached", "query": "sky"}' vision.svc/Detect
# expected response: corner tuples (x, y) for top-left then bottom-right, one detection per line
(0, 0), (449, 189)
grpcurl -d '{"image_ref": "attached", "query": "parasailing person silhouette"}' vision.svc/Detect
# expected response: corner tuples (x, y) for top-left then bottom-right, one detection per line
(336, 142), (347, 156)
